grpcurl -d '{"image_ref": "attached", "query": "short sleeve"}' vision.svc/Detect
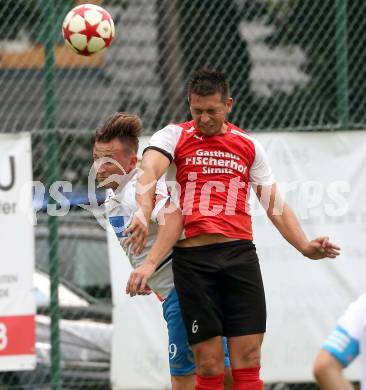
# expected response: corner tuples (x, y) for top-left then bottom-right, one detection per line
(249, 138), (275, 185)
(322, 325), (359, 366)
(144, 124), (183, 163)
(321, 295), (366, 366)
(337, 295), (366, 341)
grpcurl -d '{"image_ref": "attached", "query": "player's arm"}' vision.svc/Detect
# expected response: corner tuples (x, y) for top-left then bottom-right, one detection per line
(125, 124), (180, 254)
(249, 137), (339, 259)
(126, 199), (183, 296)
(314, 320), (360, 390)
(124, 149), (170, 254)
(255, 183), (340, 259)
(313, 350), (354, 390)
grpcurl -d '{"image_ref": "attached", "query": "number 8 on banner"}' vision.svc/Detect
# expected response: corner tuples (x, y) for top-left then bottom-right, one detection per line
(0, 323), (8, 351)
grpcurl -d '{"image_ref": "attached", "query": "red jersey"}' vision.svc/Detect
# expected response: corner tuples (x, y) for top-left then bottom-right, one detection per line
(146, 120), (274, 240)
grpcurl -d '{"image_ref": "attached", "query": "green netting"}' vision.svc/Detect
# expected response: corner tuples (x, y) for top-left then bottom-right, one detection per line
(0, 0), (364, 134)
(0, 0), (361, 388)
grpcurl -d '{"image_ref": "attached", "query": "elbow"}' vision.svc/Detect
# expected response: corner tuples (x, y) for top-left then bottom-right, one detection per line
(266, 209), (280, 225)
(174, 213), (184, 237)
(267, 201), (287, 220)
(159, 209), (184, 237)
(266, 209), (275, 222)
(313, 357), (328, 382)
(313, 351), (340, 383)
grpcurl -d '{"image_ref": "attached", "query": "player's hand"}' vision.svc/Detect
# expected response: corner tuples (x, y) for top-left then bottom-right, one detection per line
(302, 237), (341, 260)
(126, 261), (157, 297)
(124, 208), (149, 255)
(136, 287), (152, 296)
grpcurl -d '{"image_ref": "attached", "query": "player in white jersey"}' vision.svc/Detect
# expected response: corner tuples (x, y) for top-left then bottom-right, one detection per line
(314, 294), (366, 390)
(93, 112), (231, 390)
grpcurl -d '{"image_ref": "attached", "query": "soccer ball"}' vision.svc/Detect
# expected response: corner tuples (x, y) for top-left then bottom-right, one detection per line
(62, 4), (115, 56)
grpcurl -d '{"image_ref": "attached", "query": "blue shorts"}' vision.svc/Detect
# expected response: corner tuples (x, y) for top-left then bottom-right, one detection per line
(162, 288), (230, 376)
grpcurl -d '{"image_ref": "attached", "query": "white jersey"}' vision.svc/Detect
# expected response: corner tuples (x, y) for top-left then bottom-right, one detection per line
(106, 169), (174, 300)
(323, 293), (366, 389)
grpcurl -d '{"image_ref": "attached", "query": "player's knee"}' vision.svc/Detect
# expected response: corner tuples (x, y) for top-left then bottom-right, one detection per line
(236, 343), (261, 367)
(193, 337), (225, 376)
(171, 375), (195, 390)
(196, 355), (224, 376)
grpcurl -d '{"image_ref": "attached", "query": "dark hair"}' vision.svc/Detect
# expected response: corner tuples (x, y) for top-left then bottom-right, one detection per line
(95, 112), (143, 153)
(187, 68), (230, 102)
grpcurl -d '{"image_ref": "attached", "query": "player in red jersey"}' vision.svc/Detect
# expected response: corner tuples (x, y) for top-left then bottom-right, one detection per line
(125, 68), (341, 390)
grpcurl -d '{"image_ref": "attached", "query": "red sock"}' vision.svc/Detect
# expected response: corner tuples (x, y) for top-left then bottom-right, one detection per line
(196, 373), (225, 390)
(232, 367), (264, 390)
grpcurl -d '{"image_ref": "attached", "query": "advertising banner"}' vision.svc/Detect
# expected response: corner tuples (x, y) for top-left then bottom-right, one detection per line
(108, 229), (170, 389)
(0, 133), (36, 371)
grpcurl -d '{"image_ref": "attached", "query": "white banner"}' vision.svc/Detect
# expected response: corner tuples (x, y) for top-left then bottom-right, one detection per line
(252, 131), (365, 382)
(0, 133), (36, 371)
(112, 131), (366, 385)
(108, 230), (170, 390)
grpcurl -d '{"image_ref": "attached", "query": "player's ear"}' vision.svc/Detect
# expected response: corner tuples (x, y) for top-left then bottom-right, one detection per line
(227, 98), (233, 113)
(130, 154), (138, 168)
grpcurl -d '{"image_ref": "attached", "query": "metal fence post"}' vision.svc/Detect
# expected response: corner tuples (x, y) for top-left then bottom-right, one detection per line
(335, 0), (349, 128)
(43, 1), (61, 389)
